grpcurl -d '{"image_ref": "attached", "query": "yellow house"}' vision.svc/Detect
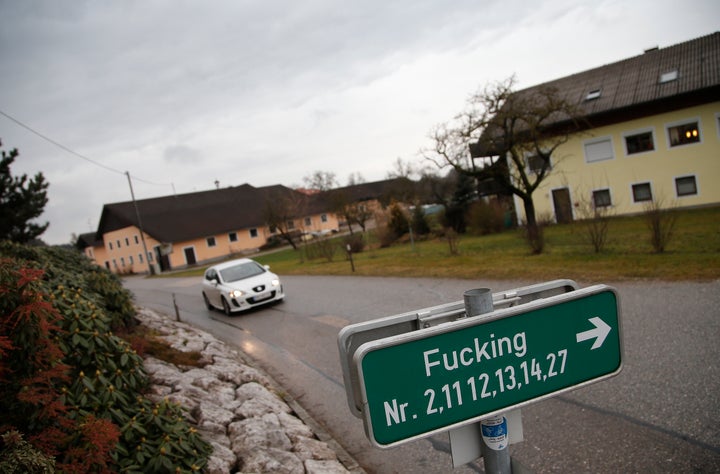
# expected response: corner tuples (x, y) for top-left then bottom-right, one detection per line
(491, 32), (720, 224)
(86, 184), (339, 274)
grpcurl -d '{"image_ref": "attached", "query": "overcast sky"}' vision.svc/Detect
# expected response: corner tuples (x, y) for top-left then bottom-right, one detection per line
(1, 0), (718, 245)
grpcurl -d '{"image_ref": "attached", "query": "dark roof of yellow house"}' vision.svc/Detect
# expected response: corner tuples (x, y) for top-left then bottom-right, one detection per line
(471, 32), (720, 158)
(520, 31), (720, 126)
(96, 183), (328, 243)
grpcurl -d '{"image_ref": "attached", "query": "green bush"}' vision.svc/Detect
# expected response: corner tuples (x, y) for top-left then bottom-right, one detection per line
(343, 233), (365, 253)
(0, 244), (212, 472)
(467, 200), (506, 235)
(387, 202), (409, 239)
(0, 431), (56, 474)
(410, 206), (431, 236)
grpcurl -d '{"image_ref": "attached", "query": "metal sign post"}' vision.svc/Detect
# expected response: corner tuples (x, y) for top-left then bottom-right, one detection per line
(338, 281), (623, 468)
(462, 289), (511, 473)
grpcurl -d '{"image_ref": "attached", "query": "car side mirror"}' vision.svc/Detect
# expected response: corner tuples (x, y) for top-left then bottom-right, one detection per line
(264, 265), (270, 270)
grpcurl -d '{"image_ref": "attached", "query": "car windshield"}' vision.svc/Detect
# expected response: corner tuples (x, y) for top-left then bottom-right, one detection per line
(219, 262), (265, 283)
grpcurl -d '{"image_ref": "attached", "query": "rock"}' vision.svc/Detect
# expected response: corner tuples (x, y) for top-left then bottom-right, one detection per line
(134, 308), (359, 473)
(305, 459), (352, 474)
(228, 414), (292, 452)
(293, 436), (338, 461)
(237, 447), (304, 474)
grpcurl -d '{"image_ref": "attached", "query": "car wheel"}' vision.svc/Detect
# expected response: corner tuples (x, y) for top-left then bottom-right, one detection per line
(202, 293), (213, 311)
(221, 297), (231, 316)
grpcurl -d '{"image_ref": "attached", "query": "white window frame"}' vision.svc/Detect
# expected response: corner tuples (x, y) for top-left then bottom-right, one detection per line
(525, 151), (552, 175)
(228, 231), (238, 242)
(321, 214), (328, 223)
(206, 236), (217, 247)
(659, 70), (678, 83)
(592, 188), (613, 208)
(304, 217), (312, 226)
(249, 228), (258, 238)
(630, 182), (654, 203)
(585, 89), (601, 101)
(665, 117), (702, 148)
(622, 127), (656, 156)
(674, 174), (699, 198)
(583, 136), (615, 163)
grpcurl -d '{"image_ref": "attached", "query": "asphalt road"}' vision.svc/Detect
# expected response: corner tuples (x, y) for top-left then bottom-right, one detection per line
(124, 275), (720, 473)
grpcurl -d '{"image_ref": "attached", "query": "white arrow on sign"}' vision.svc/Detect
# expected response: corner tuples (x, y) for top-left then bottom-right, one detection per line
(576, 317), (612, 349)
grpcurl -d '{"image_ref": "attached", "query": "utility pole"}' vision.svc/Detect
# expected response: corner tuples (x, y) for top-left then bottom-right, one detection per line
(126, 171), (154, 275)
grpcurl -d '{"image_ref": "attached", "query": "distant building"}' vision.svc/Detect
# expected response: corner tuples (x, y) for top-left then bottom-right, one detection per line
(80, 178), (413, 274)
(474, 32), (720, 224)
(83, 184), (338, 274)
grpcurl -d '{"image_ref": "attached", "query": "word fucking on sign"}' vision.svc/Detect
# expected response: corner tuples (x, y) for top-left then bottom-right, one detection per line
(353, 285), (622, 448)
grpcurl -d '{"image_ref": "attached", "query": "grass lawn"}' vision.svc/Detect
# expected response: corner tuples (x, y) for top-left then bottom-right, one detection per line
(170, 206), (720, 282)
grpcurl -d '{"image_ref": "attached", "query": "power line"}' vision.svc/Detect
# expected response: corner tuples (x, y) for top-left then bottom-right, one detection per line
(0, 108), (172, 187)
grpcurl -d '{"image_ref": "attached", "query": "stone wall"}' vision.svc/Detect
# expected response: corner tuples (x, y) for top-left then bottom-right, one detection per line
(136, 308), (360, 474)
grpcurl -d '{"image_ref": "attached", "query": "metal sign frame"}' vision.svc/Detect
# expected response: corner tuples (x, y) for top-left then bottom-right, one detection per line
(337, 279), (580, 417)
(352, 284), (623, 448)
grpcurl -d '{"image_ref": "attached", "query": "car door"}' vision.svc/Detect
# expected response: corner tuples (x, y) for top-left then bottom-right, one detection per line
(204, 269), (222, 307)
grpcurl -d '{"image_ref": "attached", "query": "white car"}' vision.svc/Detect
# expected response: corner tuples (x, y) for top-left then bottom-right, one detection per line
(202, 258), (284, 314)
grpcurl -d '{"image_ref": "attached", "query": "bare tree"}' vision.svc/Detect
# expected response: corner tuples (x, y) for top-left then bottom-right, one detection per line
(386, 157), (417, 179)
(263, 187), (308, 250)
(303, 170), (338, 191)
(424, 76), (584, 253)
(346, 172), (365, 186)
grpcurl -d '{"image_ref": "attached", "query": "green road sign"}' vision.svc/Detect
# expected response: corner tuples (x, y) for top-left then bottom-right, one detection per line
(354, 285), (622, 448)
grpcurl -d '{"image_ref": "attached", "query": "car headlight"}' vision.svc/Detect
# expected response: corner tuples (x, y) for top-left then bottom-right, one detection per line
(230, 290), (244, 298)
(271, 279), (280, 286)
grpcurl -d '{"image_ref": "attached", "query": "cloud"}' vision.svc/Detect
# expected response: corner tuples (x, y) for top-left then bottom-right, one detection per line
(163, 145), (202, 165)
(1, 0), (718, 244)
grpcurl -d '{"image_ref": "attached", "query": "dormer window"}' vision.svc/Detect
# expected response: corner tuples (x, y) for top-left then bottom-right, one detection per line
(659, 70), (678, 83)
(585, 89), (601, 101)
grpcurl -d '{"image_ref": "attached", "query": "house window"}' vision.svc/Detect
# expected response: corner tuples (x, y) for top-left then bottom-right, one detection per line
(592, 189), (612, 208)
(321, 214), (328, 223)
(125, 237), (130, 246)
(206, 236), (216, 247)
(287, 220), (295, 230)
(147, 252), (154, 263)
(304, 217), (312, 226)
(675, 176), (698, 197)
(632, 183), (653, 203)
(113, 259), (118, 268)
(667, 121), (700, 147)
(585, 89), (601, 101)
(105, 261), (110, 269)
(120, 257), (125, 267)
(229, 232), (238, 242)
(249, 228), (258, 238)
(624, 130), (655, 155)
(527, 154), (550, 174)
(129, 255), (134, 265)
(117, 240), (121, 248)
(138, 253), (144, 263)
(584, 137), (614, 163)
(659, 70), (678, 83)
(109, 242), (113, 250)
(134, 235), (140, 244)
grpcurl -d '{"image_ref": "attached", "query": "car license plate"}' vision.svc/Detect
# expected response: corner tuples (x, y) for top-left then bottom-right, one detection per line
(253, 292), (271, 302)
